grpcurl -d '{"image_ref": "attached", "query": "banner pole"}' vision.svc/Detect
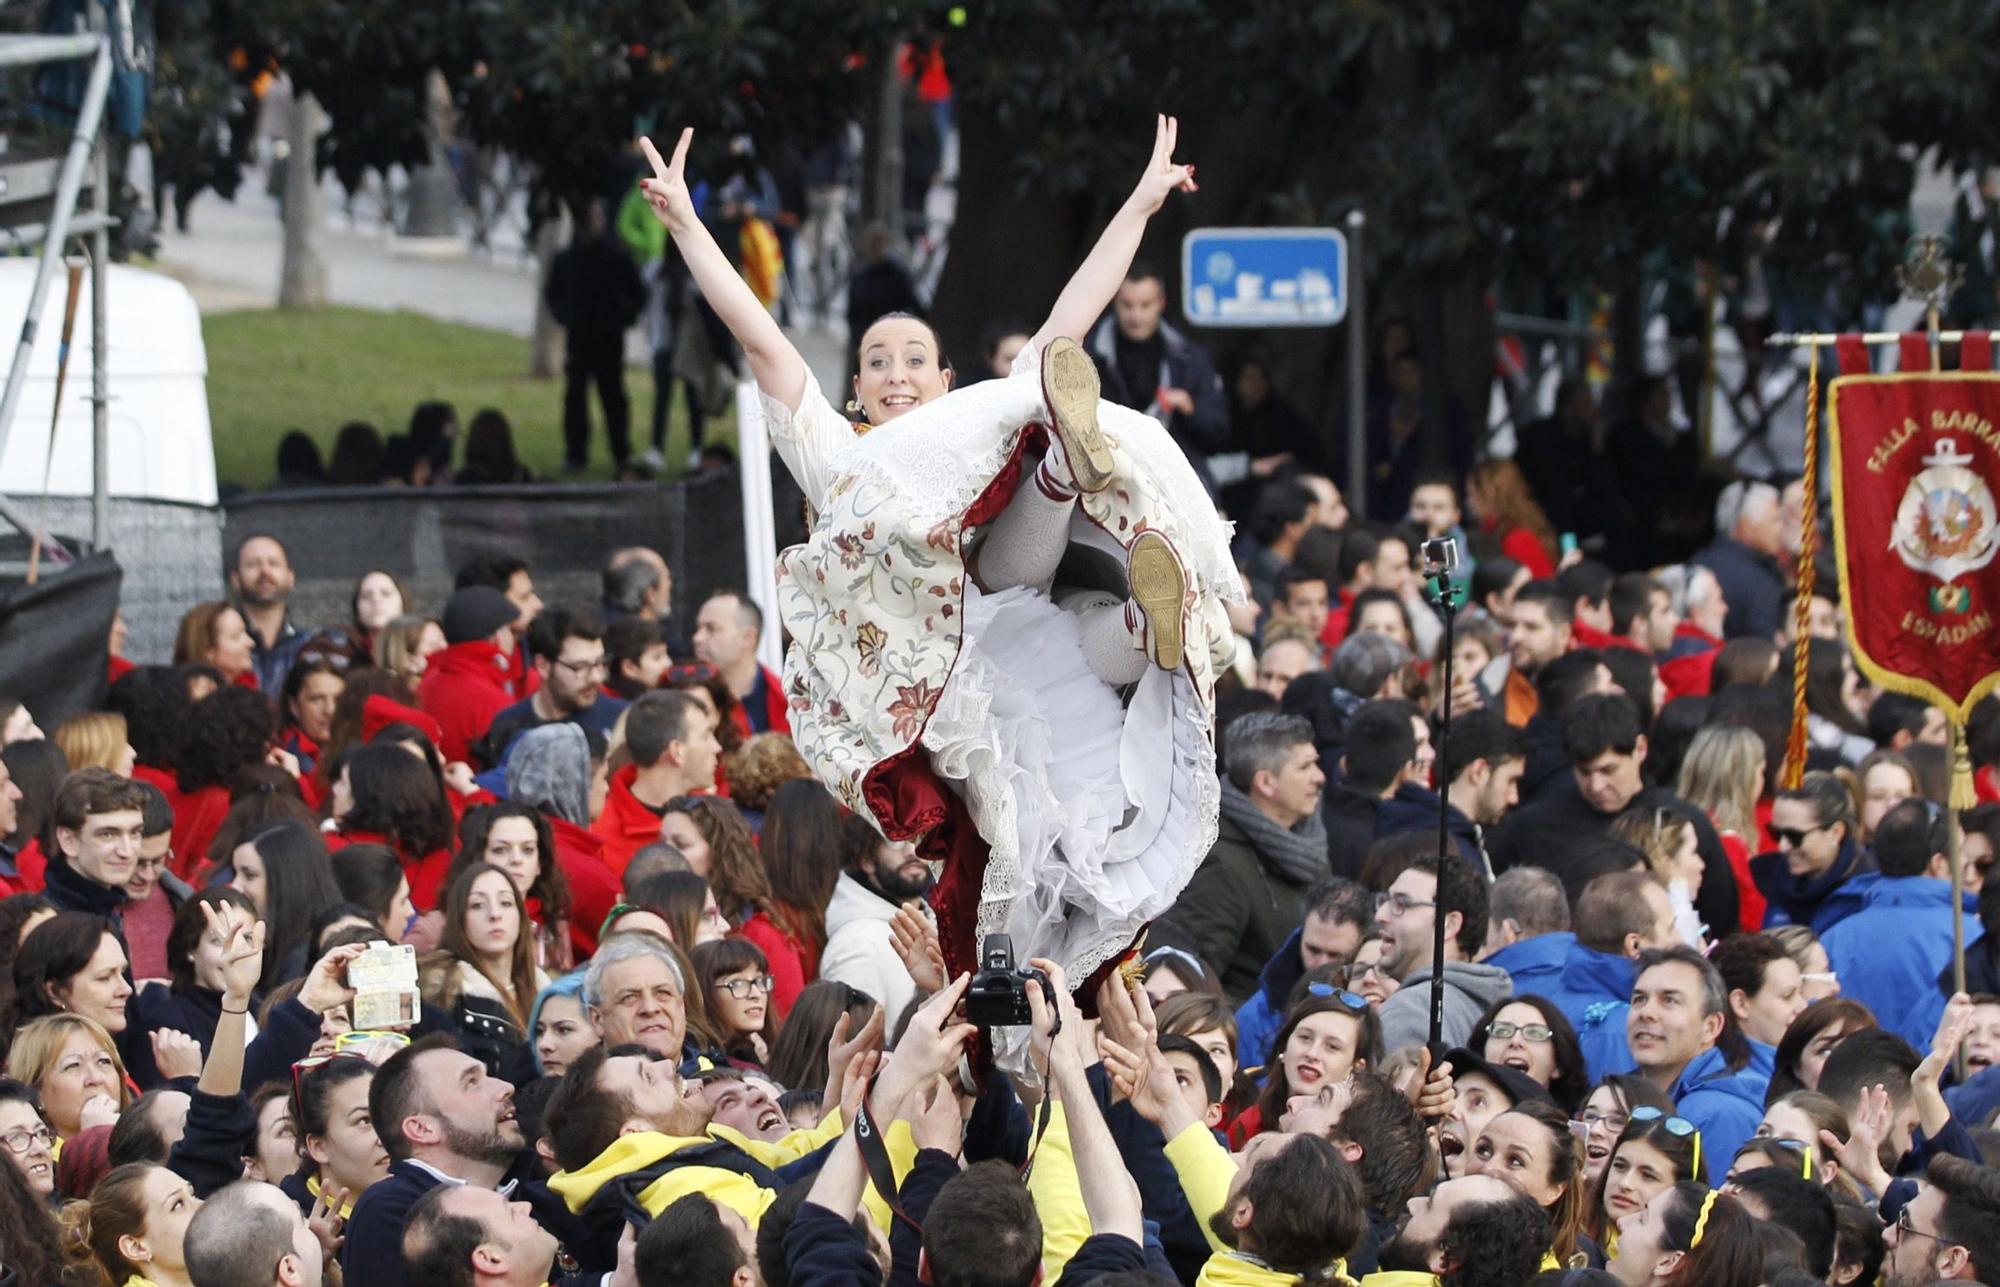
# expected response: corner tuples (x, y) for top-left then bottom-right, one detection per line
(1953, 718), (1974, 1080)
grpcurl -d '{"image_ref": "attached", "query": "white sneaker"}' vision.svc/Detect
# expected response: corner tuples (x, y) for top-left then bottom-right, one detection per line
(687, 448), (705, 471)
(638, 447), (665, 473)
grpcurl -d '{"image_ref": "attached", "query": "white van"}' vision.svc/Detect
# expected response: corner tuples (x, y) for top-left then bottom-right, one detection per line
(0, 260), (215, 506)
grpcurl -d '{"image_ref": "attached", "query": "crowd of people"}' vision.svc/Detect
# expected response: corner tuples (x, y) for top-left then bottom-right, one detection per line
(13, 111), (2000, 1287)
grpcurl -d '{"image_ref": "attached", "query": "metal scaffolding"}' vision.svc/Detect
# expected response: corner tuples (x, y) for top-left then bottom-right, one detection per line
(0, 23), (114, 551)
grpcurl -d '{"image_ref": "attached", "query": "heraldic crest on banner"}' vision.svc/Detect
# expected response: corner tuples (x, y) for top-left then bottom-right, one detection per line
(1829, 362), (2000, 719)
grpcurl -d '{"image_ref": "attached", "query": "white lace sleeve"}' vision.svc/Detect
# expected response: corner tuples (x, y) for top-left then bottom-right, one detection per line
(758, 367), (857, 507)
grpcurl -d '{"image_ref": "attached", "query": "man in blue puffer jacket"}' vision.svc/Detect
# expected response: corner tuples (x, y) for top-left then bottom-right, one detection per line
(1544, 871), (1682, 1083)
(1233, 877), (1374, 1071)
(1627, 945), (1770, 1186)
(1479, 867), (1574, 999)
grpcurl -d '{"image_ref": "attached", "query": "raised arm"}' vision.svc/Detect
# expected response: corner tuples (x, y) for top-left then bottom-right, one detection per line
(1031, 114), (1197, 351)
(639, 129), (812, 413)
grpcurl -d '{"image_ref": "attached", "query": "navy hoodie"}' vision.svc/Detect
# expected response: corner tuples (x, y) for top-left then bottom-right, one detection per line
(1374, 782), (1483, 872)
(1749, 837), (1877, 933)
(1234, 927), (1307, 1072)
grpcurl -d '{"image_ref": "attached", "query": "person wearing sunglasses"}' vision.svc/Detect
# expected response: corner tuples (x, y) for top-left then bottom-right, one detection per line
(1626, 946), (1768, 1186)
(1750, 771), (1871, 936)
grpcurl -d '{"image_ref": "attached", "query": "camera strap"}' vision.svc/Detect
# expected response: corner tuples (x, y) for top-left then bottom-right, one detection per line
(855, 1075), (930, 1235)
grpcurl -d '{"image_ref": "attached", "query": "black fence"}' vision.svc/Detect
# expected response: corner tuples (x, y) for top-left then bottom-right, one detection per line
(220, 473), (749, 638)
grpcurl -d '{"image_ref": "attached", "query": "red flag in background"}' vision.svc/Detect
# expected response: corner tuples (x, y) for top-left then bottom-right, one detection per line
(1830, 338), (2000, 716)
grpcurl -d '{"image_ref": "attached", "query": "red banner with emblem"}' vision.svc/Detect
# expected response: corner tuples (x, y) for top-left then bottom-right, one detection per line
(1830, 335), (2000, 718)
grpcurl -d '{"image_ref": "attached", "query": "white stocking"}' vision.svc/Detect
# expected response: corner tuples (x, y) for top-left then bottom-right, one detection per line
(1060, 588), (1148, 687)
(973, 452), (1075, 593)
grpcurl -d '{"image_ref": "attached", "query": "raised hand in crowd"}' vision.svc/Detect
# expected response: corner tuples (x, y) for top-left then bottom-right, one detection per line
(888, 901), (946, 997)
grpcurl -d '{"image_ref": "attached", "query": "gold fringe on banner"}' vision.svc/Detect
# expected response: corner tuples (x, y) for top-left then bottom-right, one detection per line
(1781, 344), (1821, 789)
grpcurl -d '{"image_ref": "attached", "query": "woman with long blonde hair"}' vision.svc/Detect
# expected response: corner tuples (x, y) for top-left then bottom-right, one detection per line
(1676, 724), (1770, 929)
(1467, 458), (1559, 576)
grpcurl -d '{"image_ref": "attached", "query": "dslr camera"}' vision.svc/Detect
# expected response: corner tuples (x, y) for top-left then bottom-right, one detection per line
(964, 934), (1051, 1028)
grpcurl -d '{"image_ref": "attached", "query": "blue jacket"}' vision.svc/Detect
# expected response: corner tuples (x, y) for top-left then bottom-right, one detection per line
(1750, 837), (1877, 934)
(1822, 877), (1982, 1041)
(1671, 1043), (1772, 1186)
(1547, 945), (1635, 1083)
(1234, 927), (1307, 1073)
(1484, 932), (1575, 1001)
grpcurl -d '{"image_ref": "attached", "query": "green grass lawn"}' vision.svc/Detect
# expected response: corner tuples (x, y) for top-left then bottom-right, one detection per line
(203, 307), (735, 489)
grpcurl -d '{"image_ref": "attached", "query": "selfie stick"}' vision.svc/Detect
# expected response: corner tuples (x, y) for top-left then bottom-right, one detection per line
(1420, 539), (1465, 1060)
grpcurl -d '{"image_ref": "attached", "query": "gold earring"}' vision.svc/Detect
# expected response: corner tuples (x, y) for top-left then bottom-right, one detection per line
(845, 399), (863, 414)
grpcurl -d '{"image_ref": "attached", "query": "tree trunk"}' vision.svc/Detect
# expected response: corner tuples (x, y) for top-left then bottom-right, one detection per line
(529, 209), (568, 378)
(401, 67), (459, 240)
(279, 92), (328, 309)
(860, 35), (904, 236)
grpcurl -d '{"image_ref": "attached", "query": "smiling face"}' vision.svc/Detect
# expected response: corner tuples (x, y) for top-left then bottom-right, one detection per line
(851, 316), (953, 425)
(1347, 938), (1399, 1006)
(1602, 1136), (1679, 1224)
(305, 1073), (390, 1196)
(533, 993), (595, 1077)
(1375, 868), (1440, 981)
(709, 967), (771, 1040)
(0, 1098), (53, 1197)
(1483, 1001), (1557, 1086)
(54, 934), (134, 1034)
(1627, 960), (1721, 1079)
(1579, 1085), (1629, 1185)
(60, 806), (145, 890)
(590, 952), (688, 1059)
(702, 1076), (787, 1142)
(1279, 1009), (1363, 1098)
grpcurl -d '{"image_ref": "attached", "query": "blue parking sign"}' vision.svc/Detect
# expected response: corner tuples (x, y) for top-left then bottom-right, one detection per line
(1180, 227), (1347, 328)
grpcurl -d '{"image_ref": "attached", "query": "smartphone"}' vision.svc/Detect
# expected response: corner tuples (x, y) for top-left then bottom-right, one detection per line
(1560, 532), (1578, 558)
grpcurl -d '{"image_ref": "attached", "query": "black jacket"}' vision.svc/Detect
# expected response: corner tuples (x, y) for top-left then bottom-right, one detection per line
(1489, 780), (1741, 937)
(42, 854), (127, 926)
(546, 235), (646, 350)
(1374, 782), (1484, 872)
(1323, 783), (1383, 880)
(168, 1088), (255, 1198)
(1692, 535), (1788, 642)
(1086, 315), (1231, 494)
(122, 983), (229, 1090)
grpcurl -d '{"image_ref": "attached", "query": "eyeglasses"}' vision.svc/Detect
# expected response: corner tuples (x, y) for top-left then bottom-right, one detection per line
(0, 1124), (52, 1155)
(1768, 824), (1829, 847)
(717, 975), (775, 999)
(1896, 1207), (1947, 1245)
(1375, 892), (1435, 918)
(553, 656), (610, 677)
(1487, 1021), (1553, 1043)
(1342, 961), (1388, 984)
(1577, 1108), (1629, 1134)
(1304, 982), (1370, 1009)
(1630, 1105), (1702, 1178)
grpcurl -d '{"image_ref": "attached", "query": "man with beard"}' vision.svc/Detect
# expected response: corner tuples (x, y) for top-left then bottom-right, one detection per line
(344, 1036), (533, 1287)
(1370, 847), (1513, 1055)
(544, 1028), (868, 1273)
(476, 607), (628, 770)
(1363, 1173), (1551, 1286)
(231, 534), (313, 697)
(1880, 1155), (2000, 1287)
(820, 813), (936, 1028)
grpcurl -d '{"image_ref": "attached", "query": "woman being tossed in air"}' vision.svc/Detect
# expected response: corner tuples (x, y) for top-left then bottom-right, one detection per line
(638, 118), (1238, 1029)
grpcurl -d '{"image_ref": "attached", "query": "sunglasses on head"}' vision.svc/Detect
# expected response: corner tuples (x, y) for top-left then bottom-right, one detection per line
(1629, 1105), (1702, 1177)
(1304, 982), (1370, 1009)
(1760, 1134), (1816, 1180)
